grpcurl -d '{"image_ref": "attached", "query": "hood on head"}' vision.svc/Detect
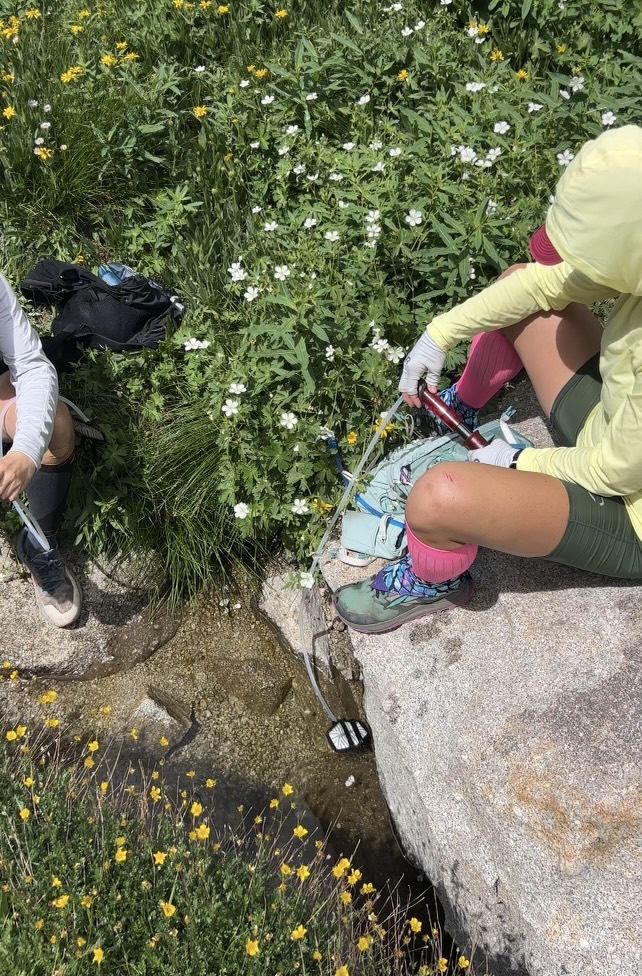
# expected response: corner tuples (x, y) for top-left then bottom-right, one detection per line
(546, 125), (642, 296)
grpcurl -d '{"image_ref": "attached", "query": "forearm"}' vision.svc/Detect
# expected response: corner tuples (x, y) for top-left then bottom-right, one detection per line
(426, 263), (617, 351)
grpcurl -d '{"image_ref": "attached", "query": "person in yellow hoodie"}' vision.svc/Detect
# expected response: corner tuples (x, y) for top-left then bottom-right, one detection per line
(334, 125), (642, 633)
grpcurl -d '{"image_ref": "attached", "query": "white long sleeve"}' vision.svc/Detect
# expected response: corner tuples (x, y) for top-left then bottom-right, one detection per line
(0, 272), (58, 468)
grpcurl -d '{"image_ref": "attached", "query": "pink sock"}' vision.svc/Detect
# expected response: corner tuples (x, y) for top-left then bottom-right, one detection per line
(407, 526), (477, 583)
(456, 331), (523, 409)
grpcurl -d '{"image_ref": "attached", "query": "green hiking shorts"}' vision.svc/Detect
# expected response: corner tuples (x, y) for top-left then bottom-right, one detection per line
(545, 354), (642, 578)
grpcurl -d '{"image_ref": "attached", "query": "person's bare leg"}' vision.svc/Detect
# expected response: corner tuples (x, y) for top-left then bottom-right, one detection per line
(0, 371), (74, 463)
(407, 282), (603, 557)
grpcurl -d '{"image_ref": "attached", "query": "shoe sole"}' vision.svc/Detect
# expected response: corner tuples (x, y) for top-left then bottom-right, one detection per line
(333, 576), (474, 635)
(15, 530), (83, 629)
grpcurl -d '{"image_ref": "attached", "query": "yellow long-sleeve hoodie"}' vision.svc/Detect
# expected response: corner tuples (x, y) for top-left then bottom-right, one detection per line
(425, 124), (642, 539)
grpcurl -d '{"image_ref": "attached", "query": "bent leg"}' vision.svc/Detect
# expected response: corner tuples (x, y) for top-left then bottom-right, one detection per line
(0, 370), (75, 464)
(405, 461), (570, 557)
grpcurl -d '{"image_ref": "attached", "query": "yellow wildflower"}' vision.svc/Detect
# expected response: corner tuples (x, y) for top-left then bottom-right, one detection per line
(254, 67), (268, 79)
(313, 950), (322, 961)
(87, 740), (99, 752)
(357, 935), (372, 950)
(192, 105), (208, 119)
(5, 731), (17, 741)
(40, 690), (58, 704)
(557, 43), (567, 53)
(2, 106), (15, 120)
(293, 824), (308, 839)
(477, 22), (490, 33)
(99, 781), (108, 793)
(516, 68), (529, 79)
(15, 725), (27, 737)
(270, 798), (279, 808)
(26, 8), (41, 19)
(92, 946), (104, 964)
(81, 895), (93, 907)
(332, 857), (351, 878)
(458, 955), (470, 969)
(397, 68), (409, 81)
(130, 728), (138, 740)
(281, 782), (294, 795)
(275, 8), (287, 17)
(190, 801), (203, 816)
(101, 54), (117, 66)
(347, 869), (362, 885)
(160, 900), (176, 918)
(77, 936), (86, 946)
(361, 882), (376, 894)
(246, 938), (260, 956)
(290, 924), (307, 940)
(19, 808), (30, 821)
(186, 770), (196, 778)
(99, 705), (111, 714)
(205, 777), (216, 787)
(335, 967), (350, 976)
(489, 48), (504, 62)
(114, 847), (127, 863)
(54, 894), (70, 909)
(340, 890), (352, 904)
(23, 776), (35, 788)
(216, 4), (229, 12)
(280, 863), (292, 876)
(1, 73), (13, 82)
(44, 718), (59, 728)
(115, 40), (127, 49)
(297, 864), (310, 882)
(409, 917), (422, 933)
(153, 851), (167, 865)
(52, 876), (62, 887)
(159, 735), (169, 746)
(70, 24), (84, 34)
(121, 52), (139, 62)
(195, 823), (210, 840)
(79, 9), (91, 17)
(84, 757), (94, 769)
(200, 0), (212, 7)
(437, 959), (448, 973)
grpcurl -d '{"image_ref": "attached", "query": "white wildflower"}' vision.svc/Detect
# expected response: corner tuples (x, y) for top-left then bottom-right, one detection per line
(369, 139), (383, 150)
(405, 208), (423, 226)
(527, 102), (543, 112)
(184, 338), (210, 351)
(260, 94), (275, 105)
(305, 92), (318, 100)
(357, 94), (371, 106)
(277, 145), (290, 156)
(325, 345), (335, 361)
(250, 140), (260, 149)
(286, 124), (299, 135)
(299, 571), (315, 589)
(341, 141), (355, 150)
(338, 200), (350, 209)
(459, 145), (477, 163)
(194, 65), (206, 73)
(306, 172), (319, 181)
(280, 411), (298, 429)
(244, 285), (260, 302)
(385, 346), (405, 364)
(389, 146), (402, 156)
(240, 79), (250, 87)
(229, 382), (247, 395)
(228, 260), (247, 282)
(251, 205), (262, 213)
(568, 75), (585, 92)
(43, 103), (51, 112)
(329, 172), (343, 181)
(222, 398), (239, 417)
(34, 137), (44, 146)
(371, 160), (385, 172)
(274, 264), (291, 280)
(324, 230), (340, 242)
(494, 120), (510, 134)
(264, 220), (279, 231)
(559, 89), (571, 100)
(557, 149), (575, 166)
(293, 163), (306, 174)
(414, 19), (426, 29)
(486, 198), (497, 214)
(466, 25), (479, 36)
(303, 217), (317, 229)
(371, 337), (390, 353)
(28, 99), (38, 107)
(365, 209), (380, 223)
(291, 499), (309, 515)
(601, 110), (617, 126)
(234, 502), (249, 519)
(466, 81), (485, 92)
(40, 121), (51, 130)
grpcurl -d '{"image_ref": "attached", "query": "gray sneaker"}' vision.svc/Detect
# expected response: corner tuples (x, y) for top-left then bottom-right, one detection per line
(15, 529), (82, 628)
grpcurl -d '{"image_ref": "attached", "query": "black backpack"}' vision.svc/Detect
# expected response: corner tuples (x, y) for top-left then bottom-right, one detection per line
(20, 259), (184, 373)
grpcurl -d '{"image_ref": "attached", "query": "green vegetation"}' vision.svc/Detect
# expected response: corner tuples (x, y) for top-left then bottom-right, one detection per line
(0, 0), (639, 598)
(0, 708), (473, 975)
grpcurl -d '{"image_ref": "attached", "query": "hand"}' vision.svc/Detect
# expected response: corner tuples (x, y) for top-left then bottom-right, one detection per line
(467, 439), (521, 468)
(398, 331), (447, 408)
(0, 451), (37, 502)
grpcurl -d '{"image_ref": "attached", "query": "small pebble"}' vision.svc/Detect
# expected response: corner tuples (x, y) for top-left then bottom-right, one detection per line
(345, 775), (356, 788)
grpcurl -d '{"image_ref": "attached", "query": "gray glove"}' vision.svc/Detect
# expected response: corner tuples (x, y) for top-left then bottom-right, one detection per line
(398, 330), (447, 397)
(468, 439), (521, 468)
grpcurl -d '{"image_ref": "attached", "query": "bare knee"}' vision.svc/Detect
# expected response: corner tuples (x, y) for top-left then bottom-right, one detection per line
(42, 401), (75, 464)
(406, 462), (469, 535)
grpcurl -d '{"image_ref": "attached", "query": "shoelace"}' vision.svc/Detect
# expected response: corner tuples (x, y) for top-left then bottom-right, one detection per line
(28, 548), (69, 595)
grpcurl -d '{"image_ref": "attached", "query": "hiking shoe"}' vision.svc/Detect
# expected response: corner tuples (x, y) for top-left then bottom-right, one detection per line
(422, 383), (480, 437)
(15, 529), (82, 628)
(333, 553), (473, 634)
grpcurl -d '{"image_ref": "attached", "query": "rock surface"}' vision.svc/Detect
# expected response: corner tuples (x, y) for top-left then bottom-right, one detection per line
(264, 378), (642, 976)
(0, 543), (180, 678)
